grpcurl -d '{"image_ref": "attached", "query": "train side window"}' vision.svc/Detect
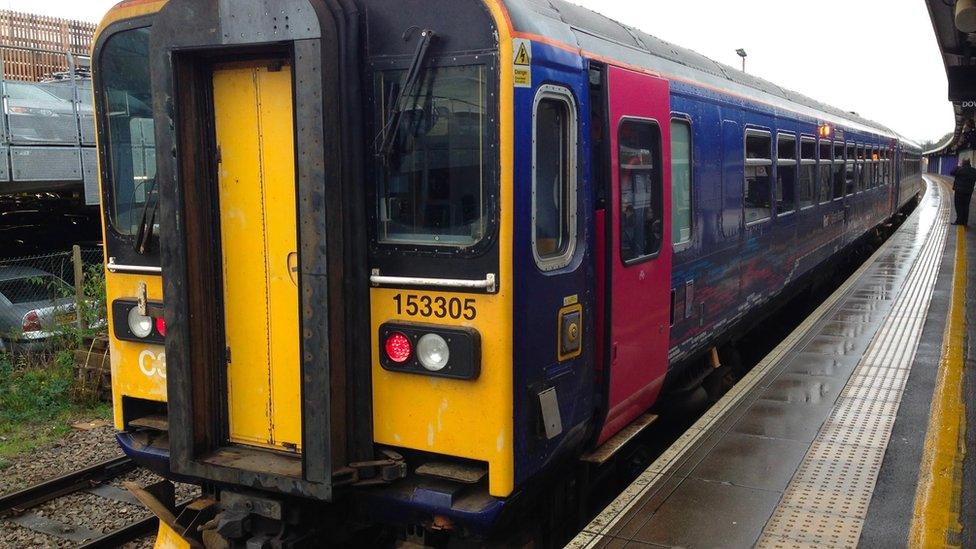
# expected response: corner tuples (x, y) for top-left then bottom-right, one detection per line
(619, 119), (663, 264)
(884, 149), (891, 185)
(799, 137), (816, 208)
(856, 144), (866, 192)
(532, 86), (578, 271)
(872, 148), (881, 187)
(833, 141), (845, 199)
(744, 130), (772, 225)
(845, 143), (856, 196)
(671, 119), (692, 246)
(819, 140), (832, 203)
(879, 149), (886, 185)
(867, 148), (875, 189)
(776, 133), (797, 215)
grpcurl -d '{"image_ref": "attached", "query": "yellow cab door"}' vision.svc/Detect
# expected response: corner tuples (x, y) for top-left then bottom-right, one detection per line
(211, 61), (302, 452)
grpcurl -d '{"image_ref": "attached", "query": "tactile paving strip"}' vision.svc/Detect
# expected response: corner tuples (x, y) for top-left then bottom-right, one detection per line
(757, 180), (951, 549)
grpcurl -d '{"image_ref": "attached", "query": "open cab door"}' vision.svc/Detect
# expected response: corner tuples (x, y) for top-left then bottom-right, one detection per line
(150, 0), (376, 504)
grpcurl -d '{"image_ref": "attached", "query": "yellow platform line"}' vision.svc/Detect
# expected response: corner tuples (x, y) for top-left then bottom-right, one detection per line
(910, 225), (968, 548)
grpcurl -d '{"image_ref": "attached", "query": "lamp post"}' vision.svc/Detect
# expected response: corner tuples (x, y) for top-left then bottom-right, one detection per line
(736, 48), (747, 73)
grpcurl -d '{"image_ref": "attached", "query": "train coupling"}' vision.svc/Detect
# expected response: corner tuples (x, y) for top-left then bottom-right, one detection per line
(123, 480), (214, 549)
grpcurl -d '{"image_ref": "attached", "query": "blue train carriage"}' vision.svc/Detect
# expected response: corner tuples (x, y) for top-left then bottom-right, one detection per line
(90, 0), (926, 546)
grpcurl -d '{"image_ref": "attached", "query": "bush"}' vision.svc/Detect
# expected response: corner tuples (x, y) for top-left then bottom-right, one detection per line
(0, 351), (73, 424)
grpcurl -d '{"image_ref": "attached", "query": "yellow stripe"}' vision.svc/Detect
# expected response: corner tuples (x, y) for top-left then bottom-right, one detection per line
(909, 225), (968, 548)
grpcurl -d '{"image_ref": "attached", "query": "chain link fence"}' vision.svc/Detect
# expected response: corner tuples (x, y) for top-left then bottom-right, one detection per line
(0, 245), (105, 353)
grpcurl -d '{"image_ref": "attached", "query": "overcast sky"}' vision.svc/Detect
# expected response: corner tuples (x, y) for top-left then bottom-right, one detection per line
(15, 0), (954, 144)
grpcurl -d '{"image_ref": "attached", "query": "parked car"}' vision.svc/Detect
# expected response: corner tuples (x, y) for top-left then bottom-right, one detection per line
(3, 81), (81, 144)
(0, 266), (76, 352)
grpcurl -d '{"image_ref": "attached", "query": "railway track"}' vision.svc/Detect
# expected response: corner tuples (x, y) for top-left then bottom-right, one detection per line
(0, 455), (166, 546)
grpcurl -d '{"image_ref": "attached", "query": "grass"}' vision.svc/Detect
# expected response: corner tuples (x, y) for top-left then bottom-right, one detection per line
(0, 349), (112, 471)
(0, 260), (111, 471)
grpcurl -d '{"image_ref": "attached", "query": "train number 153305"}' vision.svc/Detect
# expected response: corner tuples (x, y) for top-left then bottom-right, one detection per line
(393, 294), (477, 320)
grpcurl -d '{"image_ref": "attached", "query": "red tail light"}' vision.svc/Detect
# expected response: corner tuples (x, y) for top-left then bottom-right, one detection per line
(155, 317), (167, 337)
(384, 332), (413, 364)
(22, 310), (42, 333)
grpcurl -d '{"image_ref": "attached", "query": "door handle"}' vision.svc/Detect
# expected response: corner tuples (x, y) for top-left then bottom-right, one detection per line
(287, 252), (299, 287)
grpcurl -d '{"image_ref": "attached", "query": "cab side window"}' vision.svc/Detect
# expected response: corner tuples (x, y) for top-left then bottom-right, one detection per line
(619, 120), (663, 264)
(533, 86), (578, 271)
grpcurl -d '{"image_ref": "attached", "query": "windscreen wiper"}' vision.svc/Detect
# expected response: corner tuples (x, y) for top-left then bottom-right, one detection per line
(134, 177), (159, 255)
(376, 27), (436, 167)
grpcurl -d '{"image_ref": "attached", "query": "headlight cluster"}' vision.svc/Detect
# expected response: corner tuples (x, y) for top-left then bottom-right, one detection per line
(113, 300), (166, 344)
(379, 323), (480, 380)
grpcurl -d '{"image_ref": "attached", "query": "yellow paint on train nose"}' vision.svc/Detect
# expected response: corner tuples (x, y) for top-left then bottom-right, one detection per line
(212, 61), (302, 452)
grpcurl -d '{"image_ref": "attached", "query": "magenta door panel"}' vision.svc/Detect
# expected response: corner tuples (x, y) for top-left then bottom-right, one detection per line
(596, 66), (673, 445)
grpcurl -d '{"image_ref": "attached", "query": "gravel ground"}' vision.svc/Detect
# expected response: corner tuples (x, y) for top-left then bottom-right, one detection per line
(0, 424), (199, 548)
(0, 424), (121, 494)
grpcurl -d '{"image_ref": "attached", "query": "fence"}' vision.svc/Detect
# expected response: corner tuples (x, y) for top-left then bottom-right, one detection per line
(0, 246), (105, 351)
(0, 10), (95, 83)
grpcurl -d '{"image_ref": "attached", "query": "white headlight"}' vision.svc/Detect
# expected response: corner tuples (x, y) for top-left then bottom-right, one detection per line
(417, 333), (450, 372)
(128, 307), (153, 338)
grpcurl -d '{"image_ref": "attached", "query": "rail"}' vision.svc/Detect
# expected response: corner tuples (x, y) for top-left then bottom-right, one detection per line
(0, 456), (134, 514)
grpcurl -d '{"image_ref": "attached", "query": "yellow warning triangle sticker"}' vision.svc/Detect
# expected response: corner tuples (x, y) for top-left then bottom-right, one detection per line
(514, 42), (531, 66)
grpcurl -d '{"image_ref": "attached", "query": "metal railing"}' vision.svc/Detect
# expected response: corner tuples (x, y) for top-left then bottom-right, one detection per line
(0, 50), (97, 202)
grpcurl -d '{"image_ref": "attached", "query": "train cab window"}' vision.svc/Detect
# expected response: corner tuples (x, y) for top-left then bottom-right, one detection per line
(776, 134), (797, 215)
(671, 119), (692, 246)
(845, 143), (856, 196)
(619, 119), (663, 263)
(799, 137), (816, 208)
(100, 27), (156, 238)
(744, 130), (772, 225)
(832, 142), (845, 199)
(819, 140), (832, 203)
(532, 86), (578, 270)
(374, 64), (490, 248)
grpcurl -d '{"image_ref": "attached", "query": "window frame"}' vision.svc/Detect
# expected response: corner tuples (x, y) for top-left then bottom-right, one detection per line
(776, 132), (798, 217)
(799, 135), (817, 210)
(92, 16), (161, 271)
(744, 128), (774, 226)
(531, 84), (579, 272)
(818, 138), (832, 204)
(872, 147), (881, 188)
(845, 142), (856, 197)
(884, 148), (891, 185)
(370, 60), (498, 254)
(832, 141), (845, 201)
(670, 114), (694, 251)
(618, 116), (665, 266)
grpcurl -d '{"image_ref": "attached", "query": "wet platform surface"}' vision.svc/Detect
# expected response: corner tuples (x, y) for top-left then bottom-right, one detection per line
(570, 176), (972, 548)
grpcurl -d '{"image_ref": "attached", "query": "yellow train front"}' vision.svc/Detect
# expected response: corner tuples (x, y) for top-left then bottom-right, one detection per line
(96, 0), (579, 545)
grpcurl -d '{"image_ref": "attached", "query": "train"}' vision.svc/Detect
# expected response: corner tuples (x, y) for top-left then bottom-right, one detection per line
(93, 0), (925, 546)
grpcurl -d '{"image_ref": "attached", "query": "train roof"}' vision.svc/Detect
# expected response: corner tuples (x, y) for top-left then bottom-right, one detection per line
(92, 0), (921, 150)
(502, 0), (920, 148)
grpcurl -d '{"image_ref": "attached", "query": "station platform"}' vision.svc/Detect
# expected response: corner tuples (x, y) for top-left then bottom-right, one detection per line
(570, 176), (974, 549)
